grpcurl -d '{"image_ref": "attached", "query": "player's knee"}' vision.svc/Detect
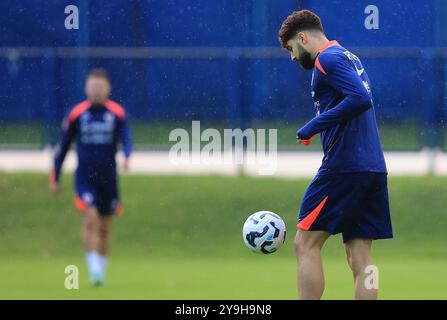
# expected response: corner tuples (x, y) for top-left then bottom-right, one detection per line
(83, 220), (95, 233)
(87, 217), (101, 230)
(294, 234), (320, 258)
(99, 225), (109, 238)
(350, 254), (371, 276)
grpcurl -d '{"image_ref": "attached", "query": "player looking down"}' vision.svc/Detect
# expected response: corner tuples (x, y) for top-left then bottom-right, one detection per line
(279, 10), (393, 300)
(50, 68), (132, 286)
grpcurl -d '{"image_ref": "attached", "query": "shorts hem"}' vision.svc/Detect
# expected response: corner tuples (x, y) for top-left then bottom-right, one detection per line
(342, 233), (394, 243)
(73, 193), (122, 216)
(296, 225), (394, 244)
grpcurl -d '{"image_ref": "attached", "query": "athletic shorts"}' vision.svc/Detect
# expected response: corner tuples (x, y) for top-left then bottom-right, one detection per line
(297, 172), (392, 243)
(74, 169), (122, 216)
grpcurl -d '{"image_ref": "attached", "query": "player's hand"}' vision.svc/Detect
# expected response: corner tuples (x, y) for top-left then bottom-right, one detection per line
(123, 158), (130, 171)
(297, 136), (313, 146)
(49, 171), (61, 196)
(50, 181), (61, 196)
(296, 127), (313, 146)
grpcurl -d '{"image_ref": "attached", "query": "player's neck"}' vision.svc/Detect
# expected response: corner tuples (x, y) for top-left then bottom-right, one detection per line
(90, 102), (106, 109)
(312, 36), (330, 58)
(89, 100), (107, 108)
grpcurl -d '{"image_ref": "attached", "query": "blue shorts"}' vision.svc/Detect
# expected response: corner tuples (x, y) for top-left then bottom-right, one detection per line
(74, 169), (122, 215)
(298, 172), (392, 243)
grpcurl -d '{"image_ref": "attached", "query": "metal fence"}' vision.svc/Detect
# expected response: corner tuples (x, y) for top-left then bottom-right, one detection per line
(1, 0), (447, 151)
(0, 45), (445, 151)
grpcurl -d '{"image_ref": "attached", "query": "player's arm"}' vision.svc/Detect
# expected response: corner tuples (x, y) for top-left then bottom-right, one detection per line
(297, 54), (372, 140)
(118, 115), (133, 170)
(50, 118), (76, 194)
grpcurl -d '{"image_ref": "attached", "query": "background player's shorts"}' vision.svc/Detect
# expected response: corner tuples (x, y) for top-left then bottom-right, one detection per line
(74, 170), (123, 216)
(297, 172), (392, 243)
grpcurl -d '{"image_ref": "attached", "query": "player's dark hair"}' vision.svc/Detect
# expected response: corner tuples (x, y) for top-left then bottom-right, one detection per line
(278, 9), (324, 48)
(87, 68), (110, 81)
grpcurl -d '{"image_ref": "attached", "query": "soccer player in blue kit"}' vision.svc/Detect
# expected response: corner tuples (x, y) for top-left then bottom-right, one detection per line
(279, 10), (393, 299)
(50, 68), (132, 285)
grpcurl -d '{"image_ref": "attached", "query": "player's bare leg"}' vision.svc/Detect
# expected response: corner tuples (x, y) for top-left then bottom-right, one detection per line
(294, 229), (330, 300)
(81, 207), (105, 285)
(345, 238), (377, 300)
(81, 207), (101, 252)
(98, 215), (112, 255)
(97, 215), (113, 275)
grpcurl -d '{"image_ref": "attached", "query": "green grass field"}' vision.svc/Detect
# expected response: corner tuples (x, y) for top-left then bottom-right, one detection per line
(0, 173), (446, 299)
(0, 121), (428, 150)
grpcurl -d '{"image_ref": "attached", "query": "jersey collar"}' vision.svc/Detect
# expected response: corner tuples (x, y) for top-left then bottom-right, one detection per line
(319, 40), (340, 53)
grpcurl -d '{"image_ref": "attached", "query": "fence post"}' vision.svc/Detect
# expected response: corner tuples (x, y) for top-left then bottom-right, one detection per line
(42, 49), (59, 147)
(425, 0), (447, 174)
(75, 0), (91, 98)
(434, 0), (447, 146)
(226, 48), (247, 175)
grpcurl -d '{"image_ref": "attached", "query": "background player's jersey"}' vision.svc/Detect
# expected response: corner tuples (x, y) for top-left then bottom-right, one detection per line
(297, 41), (387, 175)
(52, 99), (132, 182)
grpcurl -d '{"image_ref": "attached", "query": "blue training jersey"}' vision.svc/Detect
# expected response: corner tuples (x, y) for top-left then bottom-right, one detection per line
(297, 41), (387, 175)
(52, 99), (132, 182)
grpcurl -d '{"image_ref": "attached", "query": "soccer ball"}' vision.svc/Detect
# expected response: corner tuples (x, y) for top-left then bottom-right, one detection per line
(242, 211), (286, 254)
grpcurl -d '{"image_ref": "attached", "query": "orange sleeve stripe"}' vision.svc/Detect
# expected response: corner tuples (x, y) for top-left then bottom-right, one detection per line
(297, 196), (329, 230)
(315, 57), (327, 75)
(105, 100), (125, 119)
(68, 100), (90, 123)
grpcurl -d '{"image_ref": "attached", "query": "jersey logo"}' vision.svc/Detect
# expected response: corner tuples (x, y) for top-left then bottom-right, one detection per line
(343, 50), (364, 77)
(356, 67), (365, 76)
(103, 111), (115, 123)
(362, 80), (372, 94)
(314, 101), (320, 114)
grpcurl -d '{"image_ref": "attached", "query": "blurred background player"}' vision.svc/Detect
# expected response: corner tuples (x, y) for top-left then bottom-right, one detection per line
(279, 10), (393, 300)
(49, 68), (132, 285)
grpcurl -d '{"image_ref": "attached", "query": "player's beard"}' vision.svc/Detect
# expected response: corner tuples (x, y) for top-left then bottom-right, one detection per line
(296, 43), (315, 70)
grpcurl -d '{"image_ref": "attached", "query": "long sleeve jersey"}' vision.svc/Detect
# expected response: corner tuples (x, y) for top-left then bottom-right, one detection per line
(52, 99), (132, 182)
(297, 41), (387, 175)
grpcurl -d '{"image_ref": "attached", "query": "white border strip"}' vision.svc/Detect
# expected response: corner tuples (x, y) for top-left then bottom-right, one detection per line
(0, 149), (446, 177)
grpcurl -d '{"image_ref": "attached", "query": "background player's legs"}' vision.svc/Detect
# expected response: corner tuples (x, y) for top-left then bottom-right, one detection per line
(345, 238), (377, 300)
(81, 206), (104, 284)
(294, 230), (330, 300)
(81, 207), (101, 251)
(98, 215), (113, 273)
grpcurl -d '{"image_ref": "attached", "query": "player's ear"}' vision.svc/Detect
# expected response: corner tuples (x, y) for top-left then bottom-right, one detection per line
(297, 31), (308, 45)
